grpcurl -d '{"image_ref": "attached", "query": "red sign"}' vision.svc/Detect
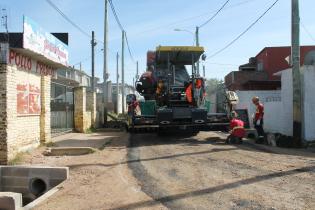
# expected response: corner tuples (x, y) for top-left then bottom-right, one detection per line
(17, 83), (41, 115)
(9, 50), (56, 76)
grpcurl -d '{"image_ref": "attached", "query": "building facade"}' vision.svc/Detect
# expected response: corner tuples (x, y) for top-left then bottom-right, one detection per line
(225, 46), (315, 91)
(0, 16), (98, 164)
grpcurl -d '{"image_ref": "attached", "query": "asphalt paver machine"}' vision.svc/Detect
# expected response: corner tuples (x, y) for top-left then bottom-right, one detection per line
(126, 46), (236, 134)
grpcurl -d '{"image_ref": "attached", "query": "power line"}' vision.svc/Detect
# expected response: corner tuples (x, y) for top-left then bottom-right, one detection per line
(46, 0), (119, 67)
(46, 0), (91, 38)
(125, 33), (136, 63)
(206, 62), (239, 66)
(108, 0), (124, 31)
(130, 0), (257, 37)
(108, 0), (136, 64)
(199, 0), (230, 28)
(208, 0), (280, 59)
(71, 48), (104, 67)
(301, 21), (315, 42)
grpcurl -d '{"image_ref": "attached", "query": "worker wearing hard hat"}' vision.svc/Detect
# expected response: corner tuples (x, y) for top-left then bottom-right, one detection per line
(252, 96), (265, 143)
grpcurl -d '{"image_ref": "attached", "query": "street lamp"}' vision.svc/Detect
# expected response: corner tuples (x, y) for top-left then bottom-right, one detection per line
(174, 28), (196, 45)
(174, 27), (201, 76)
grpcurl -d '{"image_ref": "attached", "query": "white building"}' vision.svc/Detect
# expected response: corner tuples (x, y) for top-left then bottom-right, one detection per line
(235, 65), (315, 143)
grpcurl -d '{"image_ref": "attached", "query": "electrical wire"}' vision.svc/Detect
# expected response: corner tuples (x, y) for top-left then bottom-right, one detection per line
(125, 32), (136, 63)
(199, 0), (230, 28)
(130, 0), (257, 37)
(46, 0), (119, 68)
(301, 21), (315, 42)
(206, 62), (239, 66)
(71, 48), (104, 67)
(108, 0), (124, 31)
(208, 0), (280, 59)
(108, 0), (136, 64)
(46, 0), (91, 39)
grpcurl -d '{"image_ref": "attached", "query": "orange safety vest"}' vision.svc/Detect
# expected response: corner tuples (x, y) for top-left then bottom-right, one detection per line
(185, 83), (193, 103)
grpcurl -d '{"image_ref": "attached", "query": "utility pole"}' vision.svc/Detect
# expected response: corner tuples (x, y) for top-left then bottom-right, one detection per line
(1, 9), (9, 42)
(91, 31), (96, 91)
(116, 52), (119, 114)
(103, 0), (109, 124)
(195, 26), (200, 76)
(292, 0), (302, 147)
(136, 61), (139, 80)
(121, 30), (125, 114)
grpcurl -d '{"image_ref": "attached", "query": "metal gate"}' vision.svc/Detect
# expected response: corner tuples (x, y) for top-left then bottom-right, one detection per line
(51, 83), (74, 135)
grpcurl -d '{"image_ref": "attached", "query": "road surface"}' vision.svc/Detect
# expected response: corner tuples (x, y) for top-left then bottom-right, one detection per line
(124, 131), (315, 210)
(20, 131), (315, 210)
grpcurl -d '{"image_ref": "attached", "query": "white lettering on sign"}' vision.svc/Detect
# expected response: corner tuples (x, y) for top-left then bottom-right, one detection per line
(23, 16), (69, 66)
(9, 50), (56, 77)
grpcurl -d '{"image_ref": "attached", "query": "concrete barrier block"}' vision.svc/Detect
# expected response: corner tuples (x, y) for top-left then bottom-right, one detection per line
(0, 192), (23, 210)
(1, 167), (30, 177)
(1, 176), (29, 188)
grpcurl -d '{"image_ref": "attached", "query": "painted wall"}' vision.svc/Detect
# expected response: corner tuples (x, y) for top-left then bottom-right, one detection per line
(225, 67), (315, 142)
(303, 66), (315, 140)
(235, 90), (281, 128)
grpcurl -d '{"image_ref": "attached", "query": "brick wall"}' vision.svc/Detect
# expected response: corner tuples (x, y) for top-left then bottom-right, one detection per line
(0, 62), (52, 164)
(225, 71), (269, 91)
(6, 66), (41, 161)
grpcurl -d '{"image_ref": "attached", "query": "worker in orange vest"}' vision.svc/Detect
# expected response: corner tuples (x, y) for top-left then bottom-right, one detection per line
(185, 79), (204, 104)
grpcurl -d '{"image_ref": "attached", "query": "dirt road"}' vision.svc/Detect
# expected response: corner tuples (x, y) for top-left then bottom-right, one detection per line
(19, 131), (315, 210)
(125, 131), (315, 210)
(21, 132), (166, 210)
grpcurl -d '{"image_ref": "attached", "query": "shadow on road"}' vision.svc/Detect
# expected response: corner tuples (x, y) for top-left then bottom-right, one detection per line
(129, 133), (223, 148)
(66, 147), (237, 170)
(206, 132), (315, 158)
(108, 165), (315, 210)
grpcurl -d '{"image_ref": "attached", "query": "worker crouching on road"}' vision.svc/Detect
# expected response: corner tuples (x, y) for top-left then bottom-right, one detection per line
(252, 96), (265, 144)
(226, 111), (245, 144)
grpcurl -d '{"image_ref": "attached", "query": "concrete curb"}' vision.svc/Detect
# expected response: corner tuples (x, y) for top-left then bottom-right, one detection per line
(43, 147), (96, 156)
(23, 183), (62, 210)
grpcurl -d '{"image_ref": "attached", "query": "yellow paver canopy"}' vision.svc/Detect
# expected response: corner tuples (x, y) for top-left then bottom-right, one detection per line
(156, 46), (204, 65)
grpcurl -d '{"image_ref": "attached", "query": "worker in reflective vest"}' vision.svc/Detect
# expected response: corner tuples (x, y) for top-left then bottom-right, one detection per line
(185, 79), (203, 104)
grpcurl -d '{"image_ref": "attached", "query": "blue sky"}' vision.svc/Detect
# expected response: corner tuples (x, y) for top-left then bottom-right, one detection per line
(1, 0), (314, 85)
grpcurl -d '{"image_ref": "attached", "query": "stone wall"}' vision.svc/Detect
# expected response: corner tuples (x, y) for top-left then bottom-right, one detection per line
(40, 75), (51, 143)
(74, 87), (98, 132)
(0, 64), (8, 164)
(86, 91), (96, 128)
